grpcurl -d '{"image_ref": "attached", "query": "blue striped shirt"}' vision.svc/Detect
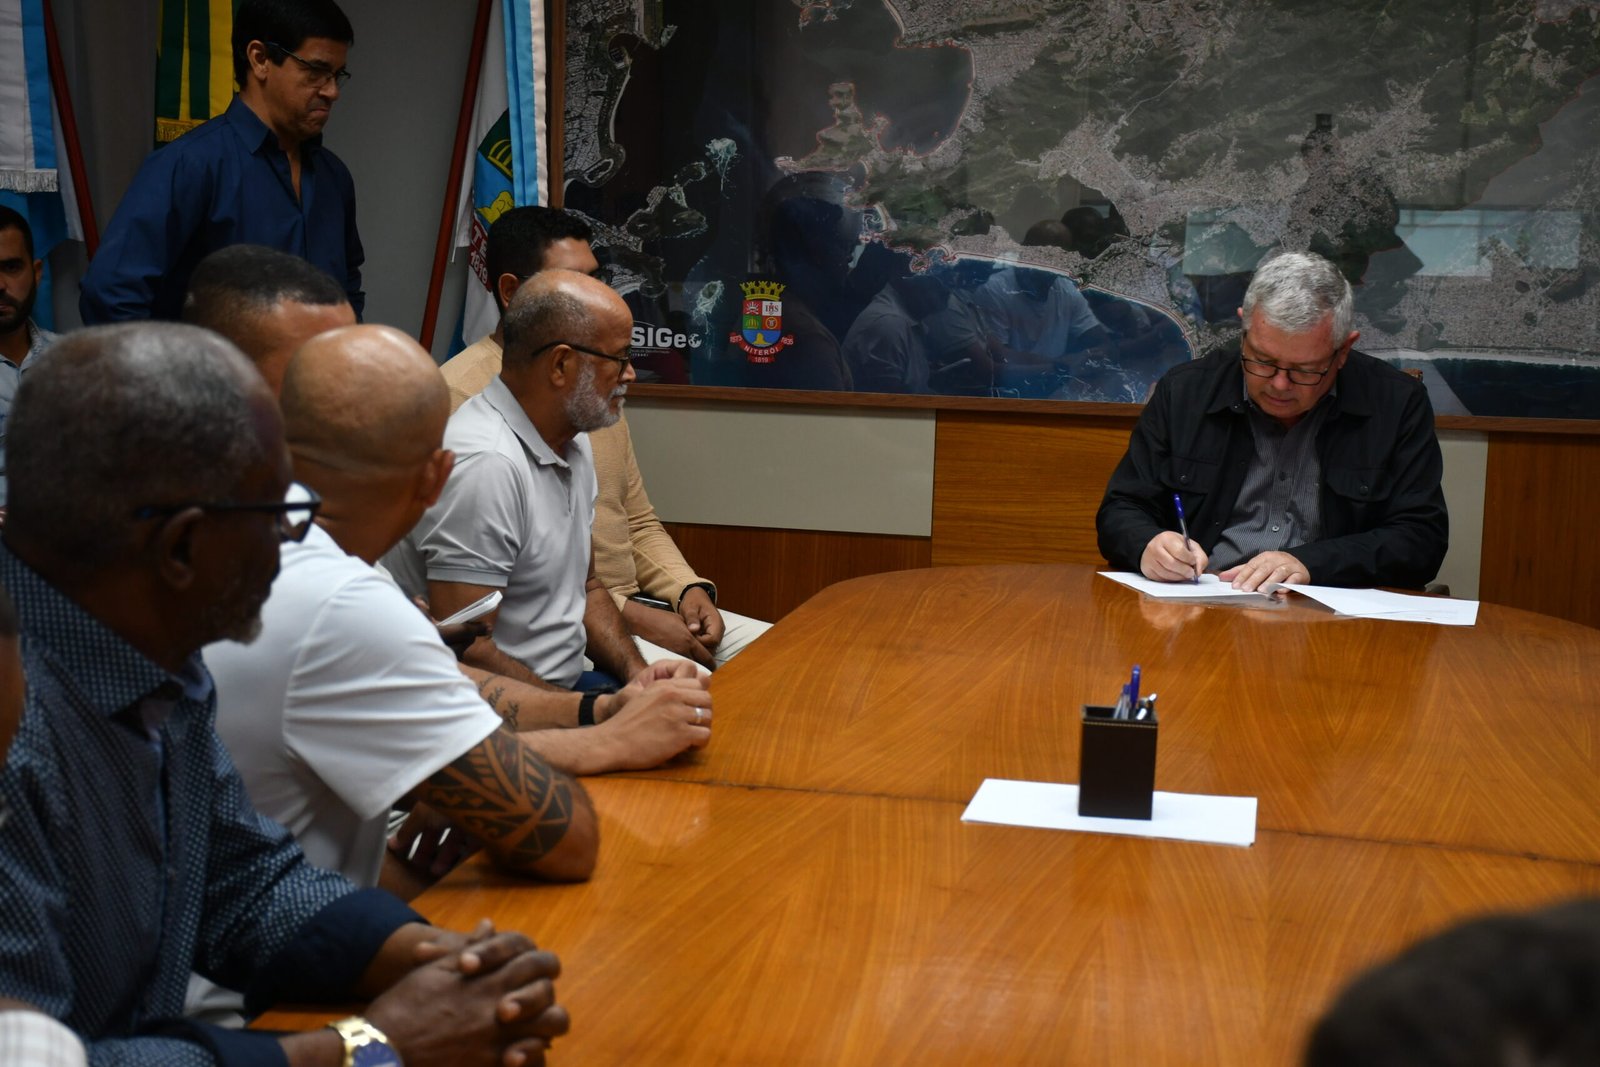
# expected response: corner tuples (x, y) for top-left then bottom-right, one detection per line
(0, 542), (419, 1066)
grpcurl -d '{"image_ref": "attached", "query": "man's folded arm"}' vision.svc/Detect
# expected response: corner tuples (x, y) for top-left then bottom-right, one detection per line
(414, 728), (598, 882)
(194, 744), (426, 1013)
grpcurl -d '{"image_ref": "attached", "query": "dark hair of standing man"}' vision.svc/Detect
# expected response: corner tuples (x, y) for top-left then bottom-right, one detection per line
(485, 207), (594, 312)
(182, 244), (348, 337)
(231, 0), (355, 86)
(0, 206), (34, 260)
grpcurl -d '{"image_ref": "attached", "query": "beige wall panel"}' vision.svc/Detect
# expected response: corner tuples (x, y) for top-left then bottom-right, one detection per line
(623, 399), (936, 536)
(1436, 431), (1485, 600)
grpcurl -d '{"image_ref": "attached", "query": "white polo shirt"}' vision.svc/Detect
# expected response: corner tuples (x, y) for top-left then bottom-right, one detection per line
(204, 523), (502, 888)
(385, 375), (597, 688)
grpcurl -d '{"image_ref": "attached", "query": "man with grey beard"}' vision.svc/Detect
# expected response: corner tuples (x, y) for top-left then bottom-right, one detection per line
(385, 270), (650, 702)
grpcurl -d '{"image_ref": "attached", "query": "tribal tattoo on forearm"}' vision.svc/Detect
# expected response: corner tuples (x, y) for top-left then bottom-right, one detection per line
(423, 730), (581, 867)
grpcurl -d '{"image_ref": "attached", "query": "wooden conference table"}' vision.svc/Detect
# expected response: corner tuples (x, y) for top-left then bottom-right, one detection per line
(265, 565), (1600, 1063)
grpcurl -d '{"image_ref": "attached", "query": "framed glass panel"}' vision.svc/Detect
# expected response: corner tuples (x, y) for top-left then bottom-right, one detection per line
(561, 0), (1600, 419)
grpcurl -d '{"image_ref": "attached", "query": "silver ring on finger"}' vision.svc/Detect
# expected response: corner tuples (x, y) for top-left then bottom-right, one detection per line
(693, 707), (705, 725)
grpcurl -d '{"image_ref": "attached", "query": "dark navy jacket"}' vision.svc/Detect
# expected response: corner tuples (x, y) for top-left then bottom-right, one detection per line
(1096, 346), (1448, 589)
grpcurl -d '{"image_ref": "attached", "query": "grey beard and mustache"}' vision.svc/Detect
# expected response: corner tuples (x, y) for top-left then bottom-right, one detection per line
(200, 566), (269, 646)
(564, 355), (625, 432)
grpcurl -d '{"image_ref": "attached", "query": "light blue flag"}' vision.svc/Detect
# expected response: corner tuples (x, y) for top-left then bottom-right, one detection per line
(0, 0), (82, 330)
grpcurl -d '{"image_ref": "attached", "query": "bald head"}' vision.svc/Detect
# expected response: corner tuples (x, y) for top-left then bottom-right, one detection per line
(280, 324), (449, 472)
(502, 269), (631, 365)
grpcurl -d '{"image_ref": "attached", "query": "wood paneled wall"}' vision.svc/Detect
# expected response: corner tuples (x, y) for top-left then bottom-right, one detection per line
(661, 523), (932, 623)
(664, 413), (1600, 631)
(930, 411), (1137, 566)
(1480, 433), (1600, 628)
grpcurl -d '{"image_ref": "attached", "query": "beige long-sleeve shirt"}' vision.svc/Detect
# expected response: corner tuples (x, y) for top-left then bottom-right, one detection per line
(589, 414), (712, 611)
(440, 334), (504, 414)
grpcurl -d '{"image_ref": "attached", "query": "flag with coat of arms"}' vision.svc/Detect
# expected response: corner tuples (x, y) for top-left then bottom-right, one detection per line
(450, 0), (550, 352)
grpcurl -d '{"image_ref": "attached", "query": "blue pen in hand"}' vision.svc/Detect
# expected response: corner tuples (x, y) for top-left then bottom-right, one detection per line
(1172, 493), (1199, 583)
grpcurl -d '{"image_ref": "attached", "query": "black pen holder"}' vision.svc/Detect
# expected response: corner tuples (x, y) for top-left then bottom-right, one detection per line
(1077, 704), (1158, 820)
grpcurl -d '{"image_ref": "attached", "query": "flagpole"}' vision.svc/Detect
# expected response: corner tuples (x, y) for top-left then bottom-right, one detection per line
(548, 0), (565, 204)
(419, 0), (495, 353)
(40, 0), (98, 255)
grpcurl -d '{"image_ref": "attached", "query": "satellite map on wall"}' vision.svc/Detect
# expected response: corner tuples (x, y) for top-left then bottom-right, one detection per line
(562, 0), (1600, 417)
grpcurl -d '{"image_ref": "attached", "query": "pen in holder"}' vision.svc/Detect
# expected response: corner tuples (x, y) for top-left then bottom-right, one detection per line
(1078, 702), (1158, 820)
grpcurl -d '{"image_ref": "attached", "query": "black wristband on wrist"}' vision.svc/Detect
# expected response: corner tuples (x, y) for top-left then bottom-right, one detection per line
(578, 690), (600, 727)
(677, 582), (717, 609)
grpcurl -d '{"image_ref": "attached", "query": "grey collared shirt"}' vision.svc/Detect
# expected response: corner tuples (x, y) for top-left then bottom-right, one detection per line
(1210, 381), (1333, 571)
(383, 376), (598, 688)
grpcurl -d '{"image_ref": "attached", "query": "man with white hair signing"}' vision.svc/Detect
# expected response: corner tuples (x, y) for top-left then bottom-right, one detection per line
(1096, 250), (1447, 591)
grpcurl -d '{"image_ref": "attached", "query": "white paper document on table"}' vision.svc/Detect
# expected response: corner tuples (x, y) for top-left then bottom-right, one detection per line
(1288, 584), (1479, 625)
(1097, 571), (1277, 601)
(1098, 571), (1479, 625)
(961, 778), (1257, 847)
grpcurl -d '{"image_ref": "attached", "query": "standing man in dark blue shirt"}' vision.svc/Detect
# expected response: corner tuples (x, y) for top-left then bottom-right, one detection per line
(0, 322), (580, 1066)
(81, 0), (364, 323)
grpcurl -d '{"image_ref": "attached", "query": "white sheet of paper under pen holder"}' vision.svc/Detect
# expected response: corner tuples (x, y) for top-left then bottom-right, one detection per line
(961, 778), (1257, 847)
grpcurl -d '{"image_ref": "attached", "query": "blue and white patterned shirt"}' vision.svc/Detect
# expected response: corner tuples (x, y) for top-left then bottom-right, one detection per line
(0, 542), (422, 1066)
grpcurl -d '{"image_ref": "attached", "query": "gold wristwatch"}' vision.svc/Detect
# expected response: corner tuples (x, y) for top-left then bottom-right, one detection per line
(327, 1016), (403, 1067)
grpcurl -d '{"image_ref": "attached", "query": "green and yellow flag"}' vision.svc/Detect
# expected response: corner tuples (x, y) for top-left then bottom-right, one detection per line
(154, 0), (237, 144)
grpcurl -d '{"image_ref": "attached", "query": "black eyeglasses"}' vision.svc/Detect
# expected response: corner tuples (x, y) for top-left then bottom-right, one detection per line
(134, 482), (322, 543)
(530, 340), (632, 371)
(266, 42), (352, 88)
(1240, 337), (1339, 387)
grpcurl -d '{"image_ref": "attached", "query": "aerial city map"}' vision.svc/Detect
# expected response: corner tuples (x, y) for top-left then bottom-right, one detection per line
(561, 0), (1600, 417)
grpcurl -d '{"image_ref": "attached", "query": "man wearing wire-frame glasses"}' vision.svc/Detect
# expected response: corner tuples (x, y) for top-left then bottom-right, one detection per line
(1096, 251), (1447, 593)
(82, 0), (364, 324)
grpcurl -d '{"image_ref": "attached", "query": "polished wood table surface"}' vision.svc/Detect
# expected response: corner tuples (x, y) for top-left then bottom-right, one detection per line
(266, 565), (1600, 1063)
